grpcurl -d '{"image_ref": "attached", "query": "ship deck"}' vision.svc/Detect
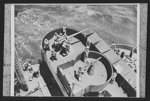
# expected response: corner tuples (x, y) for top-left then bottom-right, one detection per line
(21, 64), (51, 96)
(103, 81), (127, 97)
(114, 48), (137, 89)
(87, 32), (137, 90)
(46, 37), (108, 95)
(42, 28), (137, 97)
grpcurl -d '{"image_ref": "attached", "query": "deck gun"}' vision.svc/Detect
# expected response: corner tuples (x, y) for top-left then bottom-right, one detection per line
(58, 28), (89, 42)
(85, 57), (102, 71)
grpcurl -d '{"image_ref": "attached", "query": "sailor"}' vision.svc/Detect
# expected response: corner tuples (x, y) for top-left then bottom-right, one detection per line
(86, 39), (91, 49)
(84, 45), (90, 65)
(58, 33), (63, 41)
(60, 40), (70, 57)
(60, 45), (67, 57)
(85, 47), (89, 57)
(134, 69), (137, 73)
(28, 65), (33, 73)
(23, 59), (32, 71)
(84, 58), (90, 71)
(112, 41), (115, 45)
(22, 60), (28, 71)
(129, 60), (136, 69)
(120, 51), (127, 61)
(52, 32), (65, 52)
(52, 41), (58, 52)
(52, 41), (61, 52)
(62, 25), (68, 40)
(85, 57), (90, 64)
(59, 32), (68, 44)
(52, 41), (62, 53)
(129, 48), (135, 58)
(29, 64), (41, 81)
(74, 66), (85, 81)
(110, 72), (117, 84)
(26, 59), (33, 73)
(87, 62), (95, 76)
(78, 66), (85, 75)
(62, 25), (66, 35)
(54, 32), (59, 42)
(120, 52), (125, 59)
(112, 41), (117, 52)
(65, 39), (71, 52)
(53, 32), (59, 43)
(50, 50), (57, 61)
(85, 39), (91, 55)
(60, 32), (63, 36)
(130, 51), (136, 63)
(32, 70), (40, 78)
(116, 49), (120, 55)
(28, 63), (33, 81)
(82, 45), (90, 63)
(44, 38), (50, 52)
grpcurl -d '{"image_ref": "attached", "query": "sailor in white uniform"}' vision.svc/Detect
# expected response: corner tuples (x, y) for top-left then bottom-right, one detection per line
(62, 25), (66, 35)
(44, 38), (49, 51)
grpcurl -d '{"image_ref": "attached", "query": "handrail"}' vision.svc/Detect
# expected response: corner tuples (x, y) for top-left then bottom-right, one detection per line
(110, 44), (137, 51)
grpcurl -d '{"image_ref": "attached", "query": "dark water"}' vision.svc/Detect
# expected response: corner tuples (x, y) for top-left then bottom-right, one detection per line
(15, 4), (137, 64)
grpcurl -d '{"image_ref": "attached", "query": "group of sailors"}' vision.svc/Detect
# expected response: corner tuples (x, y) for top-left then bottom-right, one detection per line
(22, 59), (33, 72)
(74, 59), (96, 82)
(52, 31), (71, 56)
(43, 26), (71, 61)
(112, 41), (137, 72)
(74, 44), (96, 81)
(22, 59), (40, 81)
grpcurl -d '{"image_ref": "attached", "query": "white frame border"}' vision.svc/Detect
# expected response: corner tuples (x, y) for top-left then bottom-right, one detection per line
(10, 3), (140, 97)
(11, 4), (15, 96)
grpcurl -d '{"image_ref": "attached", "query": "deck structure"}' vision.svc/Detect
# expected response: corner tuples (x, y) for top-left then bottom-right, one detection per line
(14, 27), (137, 97)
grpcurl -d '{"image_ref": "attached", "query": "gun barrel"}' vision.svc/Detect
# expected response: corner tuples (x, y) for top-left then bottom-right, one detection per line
(59, 28), (89, 42)
(68, 28), (89, 38)
(92, 57), (102, 64)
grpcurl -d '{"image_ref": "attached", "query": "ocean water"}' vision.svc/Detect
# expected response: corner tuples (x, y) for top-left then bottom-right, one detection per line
(15, 4), (137, 64)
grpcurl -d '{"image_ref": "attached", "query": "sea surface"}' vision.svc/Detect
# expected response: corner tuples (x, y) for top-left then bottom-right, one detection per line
(15, 4), (137, 64)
